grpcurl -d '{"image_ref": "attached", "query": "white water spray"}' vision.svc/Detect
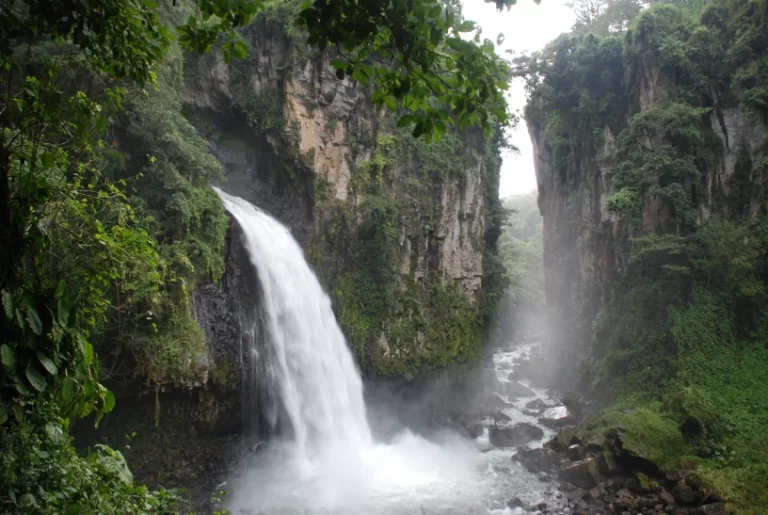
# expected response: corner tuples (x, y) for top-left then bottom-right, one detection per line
(214, 188), (372, 462)
(215, 188), (554, 514)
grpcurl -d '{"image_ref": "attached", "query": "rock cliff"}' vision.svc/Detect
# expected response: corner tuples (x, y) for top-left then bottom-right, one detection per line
(526, 3), (768, 388)
(184, 15), (504, 377)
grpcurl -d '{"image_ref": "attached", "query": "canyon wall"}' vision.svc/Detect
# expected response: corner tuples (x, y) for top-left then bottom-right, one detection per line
(185, 15), (505, 378)
(526, 3), (768, 389)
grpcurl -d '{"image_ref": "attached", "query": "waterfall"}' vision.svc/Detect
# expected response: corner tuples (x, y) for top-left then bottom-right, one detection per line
(214, 188), (372, 462)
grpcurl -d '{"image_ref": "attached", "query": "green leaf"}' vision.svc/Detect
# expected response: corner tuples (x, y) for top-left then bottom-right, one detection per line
(41, 151), (56, 169)
(57, 296), (71, 326)
(36, 352), (58, 375)
(83, 342), (94, 366)
(25, 304), (42, 336)
(25, 365), (47, 392)
(1, 344), (14, 369)
(397, 114), (415, 128)
(83, 378), (95, 398)
(104, 390), (116, 413)
(1, 290), (13, 319)
(412, 121), (424, 138)
(330, 58), (346, 70)
(61, 377), (77, 407)
(0, 405), (7, 425)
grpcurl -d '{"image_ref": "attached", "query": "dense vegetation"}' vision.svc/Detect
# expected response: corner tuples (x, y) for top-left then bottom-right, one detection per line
(0, 0), (516, 511)
(525, 1), (768, 512)
(332, 125), (507, 376)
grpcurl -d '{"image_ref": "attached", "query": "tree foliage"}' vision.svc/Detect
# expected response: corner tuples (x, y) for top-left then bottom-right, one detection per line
(525, 2), (768, 511)
(0, 0), (526, 506)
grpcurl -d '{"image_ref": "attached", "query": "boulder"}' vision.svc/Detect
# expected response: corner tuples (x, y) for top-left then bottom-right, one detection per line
(586, 434), (608, 453)
(489, 423), (544, 447)
(613, 488), (638, 510)
(567, 444), (586, 461)
(659, 491), (676, 505)
(559, 457), (603, 488)
(500, 380), (536, 398)
(691, 503), (727, 515)
(513, 446), (562, 474)
(545, 425), (581, 451)
(596, 450), (621, 476)
(583, 483), (607, 503)
(464, 422), (484, 439)
(507, 497), (524, 509)
(673, 480), (701, 505)
(538, 405), (574, 428)
(469, 392), (514, 416)
(525, 398), (548, 411)
(685, 472), (704, 490)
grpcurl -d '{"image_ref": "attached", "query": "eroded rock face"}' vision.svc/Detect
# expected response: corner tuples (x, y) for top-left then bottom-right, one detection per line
(185, 17), (499, 377)
(528, 55), (767, 389)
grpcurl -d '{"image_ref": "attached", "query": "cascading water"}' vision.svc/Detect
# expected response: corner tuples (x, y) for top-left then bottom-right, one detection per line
(214, 188), (372, 462)
(215, 188), (557, 514)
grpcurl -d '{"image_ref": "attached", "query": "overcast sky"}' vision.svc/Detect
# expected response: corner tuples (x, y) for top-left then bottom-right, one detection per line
(461, 0), (574, 197)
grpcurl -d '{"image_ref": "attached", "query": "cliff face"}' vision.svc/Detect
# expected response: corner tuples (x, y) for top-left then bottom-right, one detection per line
(184, 17), (503, 377)
(526, 3), (768, 388)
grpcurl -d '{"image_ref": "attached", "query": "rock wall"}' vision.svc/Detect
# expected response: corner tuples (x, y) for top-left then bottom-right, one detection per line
(527, 5), (768, 388)
(184, 16), (502, 377)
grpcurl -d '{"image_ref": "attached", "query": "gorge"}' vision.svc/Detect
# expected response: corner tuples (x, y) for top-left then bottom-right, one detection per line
(1, 1), (767, 515)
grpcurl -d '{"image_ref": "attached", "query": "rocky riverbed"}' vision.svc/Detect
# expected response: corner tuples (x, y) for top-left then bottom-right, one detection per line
(217, 339), (728, 515)
(447, 340), (729, 515)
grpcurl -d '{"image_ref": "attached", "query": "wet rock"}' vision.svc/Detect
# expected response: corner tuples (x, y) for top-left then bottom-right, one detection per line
(514, 446), (562, 474)
(587, 434), (608, 453)
(558, 482), (578, 492)
(502, 380), (537, 398)
(507, 369), (525, 381)
(493, 411), (512, 423)
(537, 502), (548, 511)
(507, 497), (525, 509)
(526, 398), (548, 411)
(596, 451), (621, 477)
(613, 488), (638, 510)
(673, 480), (700, 505)
(546, 426), (581, 451)
(490, 422), (544, 447)
(559, 457), (603, 488)
(635, 472), (653, 492)
(583, 483), (607, 503)
(691, 503), (727, 515)
(539, 406), (575, 429)
(539, 473), (551, 482)
(567, 444), (586, 461)
(470, 392), (514, 415)
(464, 422), (484, 439)
(659, 491), (676, 505)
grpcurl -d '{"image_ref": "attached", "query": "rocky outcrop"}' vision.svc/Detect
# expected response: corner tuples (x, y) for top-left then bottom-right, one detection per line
(184, 16), (502, 376)
(527, 13), (768, 389)
(513, 426), (729, 515)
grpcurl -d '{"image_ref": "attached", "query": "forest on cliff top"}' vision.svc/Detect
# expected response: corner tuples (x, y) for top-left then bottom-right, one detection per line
(525, 0), (768, 512)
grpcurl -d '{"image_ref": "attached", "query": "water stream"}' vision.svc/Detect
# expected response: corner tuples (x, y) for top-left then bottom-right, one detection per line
(215, 189), (558, 515)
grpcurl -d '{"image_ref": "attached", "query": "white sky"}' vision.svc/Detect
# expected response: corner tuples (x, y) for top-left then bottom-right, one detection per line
(461, 0), (574, 197)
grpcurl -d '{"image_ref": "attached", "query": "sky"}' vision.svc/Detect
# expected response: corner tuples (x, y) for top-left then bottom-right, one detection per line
(461, 0), (574, 197)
